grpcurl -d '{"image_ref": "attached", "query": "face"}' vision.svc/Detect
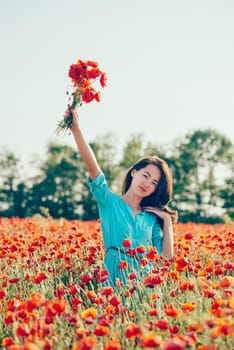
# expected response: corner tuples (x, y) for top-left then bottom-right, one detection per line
(131, 164), (161, 198)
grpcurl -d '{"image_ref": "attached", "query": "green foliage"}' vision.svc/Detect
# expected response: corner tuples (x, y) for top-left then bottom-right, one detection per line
(0, 129), (233, 223)
(171, 129), (234, 222)
(26, 141), (82, 219)
(0, 150), (27, 217)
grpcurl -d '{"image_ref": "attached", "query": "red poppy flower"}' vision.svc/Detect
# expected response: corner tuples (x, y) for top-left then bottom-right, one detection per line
(155, 319), (169, 331)
(144, 274), (164, 288)
(102, 286), (114, 296)
(0, 288), (7, 298)
(96, 269), (109, 283)
(73, 336), (96, 350)
(56, 58), (107, 135)
(163, 337), (186, 350)
(104, 339), (121, 350)
(118, 260), (128, 270)
(139, 332), (162, 347)
(100, 73), (107, 87)
(94, 325), (109, 336)
(125, 322), (142, 339)
(80, 272), (93, 283)
(122, 238), (131, 247)
(2, 337), (15, 347)
(108, 295), (121, 306)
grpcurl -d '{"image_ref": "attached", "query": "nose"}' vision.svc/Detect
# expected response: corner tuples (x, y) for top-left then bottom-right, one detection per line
(144, 179), (151, 188)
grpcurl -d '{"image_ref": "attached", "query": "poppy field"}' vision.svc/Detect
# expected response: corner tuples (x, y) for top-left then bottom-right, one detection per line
(0, 217), (233, 350)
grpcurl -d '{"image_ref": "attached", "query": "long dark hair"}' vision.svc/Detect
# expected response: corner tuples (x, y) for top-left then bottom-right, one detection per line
(122, 156), (178, 224)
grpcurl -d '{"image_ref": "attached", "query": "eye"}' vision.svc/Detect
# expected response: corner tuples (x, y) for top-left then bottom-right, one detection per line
(152, 181), (158, 186)
(143, 173), (149, 178)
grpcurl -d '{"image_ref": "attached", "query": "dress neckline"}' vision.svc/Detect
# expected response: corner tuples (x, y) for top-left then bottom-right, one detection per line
(119, 196), (144, 218)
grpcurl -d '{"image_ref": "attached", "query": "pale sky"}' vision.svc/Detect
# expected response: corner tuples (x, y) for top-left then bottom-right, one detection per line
(1, 0), (234, 167)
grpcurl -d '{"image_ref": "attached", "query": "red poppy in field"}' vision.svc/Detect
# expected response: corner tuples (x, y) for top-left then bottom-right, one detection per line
(108, 295), (121, 307)
(164, 303), (179, 318)
(0, 288), (7, 298)
(181, 302), (196, 313)
(26, 292), (45, 311)
(102, 286), (114, 296)
(75, 327), (90, 339)
(93, 325), (109, 336)
(187, 323), (203, 333)
(179, 280), (195, 291)
(8, 277), (20, 284)
(80, 272), (93, 283)
(86, 290), (97, 301)
(118, 260), (128, 270)
(33, 271), (47, 284)
(219, 276), (234, 288)
(104, 339), (121, 350)
(125, 322), (142, 339)
(174, 256), (189, 271)
(1, 337), (14, 347)
(184, 232), (194, 240)
(54, 286), (65, 298)
(202, 288), (216, 298)
(136, 245), (146, 254)
(95, 269), (109, 283)
(69, 285), (80, 295)
(148, 308), (159, 317)
(128, 272), (137, 280)
(155, 319), (169, 331)
(144, 274), (164, 288)
(81, 307), (98, 320)
(122, 238), (131, 247)
(196, 345), (217, 350)
(139, 332), (162, 347)
(170, 325), (180, 334)
(169, 289), (178, 297)
(167, 270), (180, 281)
(141, 257), (148, 267)
(16, 322), (30, 337)
(73, 336), (96, 350)
(71, 297), (83, 311)
(145, 246), (160, 261)
(162, 337), (186, 350)
(4, 311), (14, 326)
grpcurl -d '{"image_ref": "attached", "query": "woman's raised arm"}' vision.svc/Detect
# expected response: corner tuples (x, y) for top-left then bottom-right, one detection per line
(68, 108), (101, 180)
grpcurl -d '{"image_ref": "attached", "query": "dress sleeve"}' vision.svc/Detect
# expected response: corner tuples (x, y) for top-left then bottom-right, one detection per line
(87, 172), (109, 205)
(152, 217), (164, 255)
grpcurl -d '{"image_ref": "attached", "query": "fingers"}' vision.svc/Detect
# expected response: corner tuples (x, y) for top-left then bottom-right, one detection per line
(70, 107), (79, 120)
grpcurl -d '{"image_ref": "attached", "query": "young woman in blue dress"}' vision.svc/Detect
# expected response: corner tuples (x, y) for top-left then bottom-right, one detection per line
(67, 108), (177, 288)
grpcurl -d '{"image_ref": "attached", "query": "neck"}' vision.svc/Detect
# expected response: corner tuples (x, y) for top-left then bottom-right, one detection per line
(122, 192), (142, 210)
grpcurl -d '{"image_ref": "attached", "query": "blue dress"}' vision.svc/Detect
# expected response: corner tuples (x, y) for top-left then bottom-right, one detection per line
(88, 172), (163, 288)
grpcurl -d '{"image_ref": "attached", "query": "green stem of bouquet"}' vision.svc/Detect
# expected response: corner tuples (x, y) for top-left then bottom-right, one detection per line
(56, 89), (82, 136)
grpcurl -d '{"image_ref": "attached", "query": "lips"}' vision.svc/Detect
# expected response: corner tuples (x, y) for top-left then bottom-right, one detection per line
(139, 186), (147, 192)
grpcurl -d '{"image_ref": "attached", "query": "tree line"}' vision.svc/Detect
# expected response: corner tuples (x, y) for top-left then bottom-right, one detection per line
(0, 128), (233, 223)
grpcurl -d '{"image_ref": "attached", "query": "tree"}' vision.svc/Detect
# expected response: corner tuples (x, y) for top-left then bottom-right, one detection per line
(219, 175), (234, 222)
(172, 129), (234, 222)
(26, 142), (81, 219)
(0, 149), (27, 217)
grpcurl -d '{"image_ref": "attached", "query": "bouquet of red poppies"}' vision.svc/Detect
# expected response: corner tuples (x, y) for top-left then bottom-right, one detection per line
(56, 59), (107, 135)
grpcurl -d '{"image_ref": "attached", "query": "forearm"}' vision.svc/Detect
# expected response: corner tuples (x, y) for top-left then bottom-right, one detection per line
(71, 127), (101, 180)
(161, 218), (174, 259)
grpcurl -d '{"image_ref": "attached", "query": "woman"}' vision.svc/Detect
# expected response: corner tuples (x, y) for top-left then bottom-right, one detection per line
(68, 108), (177, 288)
